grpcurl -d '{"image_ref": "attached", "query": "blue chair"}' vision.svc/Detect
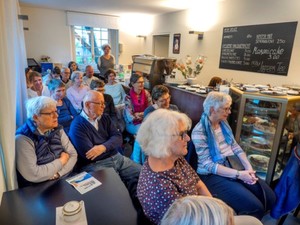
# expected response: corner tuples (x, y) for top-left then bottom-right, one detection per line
(185, 141), (198, 171)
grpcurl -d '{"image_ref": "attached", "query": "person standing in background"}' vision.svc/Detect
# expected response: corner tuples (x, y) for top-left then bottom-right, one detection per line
(97, 44), (115, 77)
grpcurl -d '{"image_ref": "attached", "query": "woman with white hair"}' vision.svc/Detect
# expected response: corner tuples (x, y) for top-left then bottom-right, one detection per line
(66, 71), (90, 112)
(136, 109), (212, 224)
(161, 195), (263, 225)
(97, 43), (115, 76)
(192, 91), (276, 220)
(15, 96), (77, 188)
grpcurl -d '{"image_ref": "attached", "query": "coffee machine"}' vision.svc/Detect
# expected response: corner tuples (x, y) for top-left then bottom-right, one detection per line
(132, 55), (176, 90)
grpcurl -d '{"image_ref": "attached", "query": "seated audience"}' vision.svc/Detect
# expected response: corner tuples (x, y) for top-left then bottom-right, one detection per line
(191, 91), (276, 220)
(104, 69), (126, 105)
(208, 76), (222, 88)
(27, 71), (50, 98)
(124, 73), (152, 135)
(66, 71), (90, 112)
(15, 96), (77, 188)
(136, 109), (212, 224)
(68, 61), (79, 73)
(60, 67), (72, 90)
(161, 195), (263, 225)
(48, 79), (78, 134)
(131, 85), (179, 164)
(68, 90), (141, 203)
(83, 65), (100, 87)
(43, 66), (61, 86)
(90, 80), (122, 130)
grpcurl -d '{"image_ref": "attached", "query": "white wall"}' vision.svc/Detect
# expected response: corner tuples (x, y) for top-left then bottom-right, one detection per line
(20, 6), (148, 67)
(150, 0), (300, 86)
(21, 6), (72, 66)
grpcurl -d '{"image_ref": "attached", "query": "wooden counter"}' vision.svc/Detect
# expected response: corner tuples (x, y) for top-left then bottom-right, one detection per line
(165, 84), (206, 128)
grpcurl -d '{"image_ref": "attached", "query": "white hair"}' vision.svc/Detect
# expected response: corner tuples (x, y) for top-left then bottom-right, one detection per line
(136, 109), (191, 158)
(70, 71), (83, 82)
(26, 96), (57, 119)
(161, 195), (234, 225)
(203, 91), (232, 115)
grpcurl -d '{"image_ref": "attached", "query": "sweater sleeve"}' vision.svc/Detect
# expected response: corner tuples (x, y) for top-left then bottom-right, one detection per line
(100, 116), (123, 152)
(15, 134), (63, 183)
(192, 123), (219, 174)
(57, 130), (77, 177)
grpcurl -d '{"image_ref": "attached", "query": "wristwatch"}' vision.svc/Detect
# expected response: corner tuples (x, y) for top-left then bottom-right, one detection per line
(53, 173), (60, 179)
(236, 170), (240, 179)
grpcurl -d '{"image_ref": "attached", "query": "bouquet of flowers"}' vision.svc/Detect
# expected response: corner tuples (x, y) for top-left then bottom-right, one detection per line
(175, 55), (206, 79)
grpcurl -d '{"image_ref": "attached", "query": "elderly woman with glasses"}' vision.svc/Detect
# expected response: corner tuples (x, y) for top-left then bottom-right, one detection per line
(191, 91), (275, 220)
(136, 109), (212, 224)
(124, 73), (152, 135)
(15, 96), (77, 188)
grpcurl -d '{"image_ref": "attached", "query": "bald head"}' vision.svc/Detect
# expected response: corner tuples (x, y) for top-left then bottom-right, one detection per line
(83, 90), (105, 119)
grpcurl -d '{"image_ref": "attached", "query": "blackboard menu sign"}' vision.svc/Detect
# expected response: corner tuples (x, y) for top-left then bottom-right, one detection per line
(219, 22), (297, 76)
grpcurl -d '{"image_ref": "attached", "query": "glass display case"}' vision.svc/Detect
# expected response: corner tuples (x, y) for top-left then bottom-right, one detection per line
(229, 87), (300, 185)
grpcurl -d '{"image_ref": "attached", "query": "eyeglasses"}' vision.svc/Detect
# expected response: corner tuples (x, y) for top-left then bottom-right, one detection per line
(88, 101), (105, 106)
(220, 107), (231, 112)
(39, 111), (58, 117)
(173, 130), (189, 140)
(157, 95), (171, 104)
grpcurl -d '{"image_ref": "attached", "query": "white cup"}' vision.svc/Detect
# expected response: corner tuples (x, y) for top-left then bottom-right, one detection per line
(62, 200), (83, 223)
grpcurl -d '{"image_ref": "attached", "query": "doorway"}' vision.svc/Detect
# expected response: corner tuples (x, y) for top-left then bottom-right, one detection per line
(153, 34), (170, 57)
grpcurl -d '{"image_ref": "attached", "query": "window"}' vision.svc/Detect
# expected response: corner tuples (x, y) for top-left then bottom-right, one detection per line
(73, 26), (117, 71)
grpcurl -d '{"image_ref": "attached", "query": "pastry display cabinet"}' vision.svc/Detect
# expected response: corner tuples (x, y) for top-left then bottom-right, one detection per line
(229, 87), (300, 185)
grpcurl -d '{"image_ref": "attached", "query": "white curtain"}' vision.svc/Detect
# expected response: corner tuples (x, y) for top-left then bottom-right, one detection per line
(0, 0), (27, 202)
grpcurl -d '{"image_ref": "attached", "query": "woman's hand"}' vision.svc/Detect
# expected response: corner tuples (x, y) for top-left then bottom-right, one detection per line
(238, 170), (258, 185)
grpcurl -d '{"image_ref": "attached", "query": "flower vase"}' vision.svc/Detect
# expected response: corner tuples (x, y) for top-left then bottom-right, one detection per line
(187, 77), (197, 85)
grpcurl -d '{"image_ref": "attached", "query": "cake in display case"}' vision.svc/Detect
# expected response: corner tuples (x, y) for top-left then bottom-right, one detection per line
(229, 87), (300, 185)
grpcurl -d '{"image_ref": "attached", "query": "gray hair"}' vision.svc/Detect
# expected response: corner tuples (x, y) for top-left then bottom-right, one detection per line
(101, 43), (111, 51)
(70, 71), (83, 82)
(48, 79), (65, 92)
(26, 96), (57, 119)
(136, 109), (191, 158)
(61, 67), (70, 73)
(161, 196), (234, 225)
(203, 91), (232, 115)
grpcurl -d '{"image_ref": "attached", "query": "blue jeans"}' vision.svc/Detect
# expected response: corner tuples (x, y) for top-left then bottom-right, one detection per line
(82, 153), (142, 205)
(199, 174), (276, 220)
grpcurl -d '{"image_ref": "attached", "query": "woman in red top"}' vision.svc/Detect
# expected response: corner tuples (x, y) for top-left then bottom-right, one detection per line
(124, 73), (152, 135)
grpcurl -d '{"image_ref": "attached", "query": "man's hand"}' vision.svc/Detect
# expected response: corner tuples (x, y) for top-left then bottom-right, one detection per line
(86, 145), (106, 160)
(59, 152), (70, 166)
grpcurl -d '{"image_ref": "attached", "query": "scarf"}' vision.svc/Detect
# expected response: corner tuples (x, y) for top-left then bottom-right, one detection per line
(130, 88), (148, 113)
(200, 112), (235, 162)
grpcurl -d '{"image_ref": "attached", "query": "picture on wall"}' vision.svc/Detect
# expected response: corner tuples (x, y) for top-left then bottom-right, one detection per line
(173, 33), (181, 54)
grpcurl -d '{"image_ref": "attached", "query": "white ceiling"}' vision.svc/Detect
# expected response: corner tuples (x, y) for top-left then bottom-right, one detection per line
(19, 0), (190, 16)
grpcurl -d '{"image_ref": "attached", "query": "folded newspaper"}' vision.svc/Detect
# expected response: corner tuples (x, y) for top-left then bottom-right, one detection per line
(66, 172), (102, 194)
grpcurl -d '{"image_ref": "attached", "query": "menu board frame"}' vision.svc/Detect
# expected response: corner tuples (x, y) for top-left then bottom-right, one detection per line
(219, 21), (298, 76)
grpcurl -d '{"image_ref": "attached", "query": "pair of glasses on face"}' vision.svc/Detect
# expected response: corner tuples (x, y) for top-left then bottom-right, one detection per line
(157, 95), (171, 104)
(173, 130), (189, 140)
(221, 107), (232, 112)
(39, 111), (58, 117)
(89, 101), (105, 107)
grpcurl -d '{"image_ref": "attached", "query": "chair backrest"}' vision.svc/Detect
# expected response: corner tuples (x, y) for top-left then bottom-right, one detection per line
(185, 141), (198, 171)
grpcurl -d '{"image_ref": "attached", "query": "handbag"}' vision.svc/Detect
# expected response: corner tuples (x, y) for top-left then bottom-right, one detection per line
(225, 155), (245, 170)
(225, 154), (267, 211)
